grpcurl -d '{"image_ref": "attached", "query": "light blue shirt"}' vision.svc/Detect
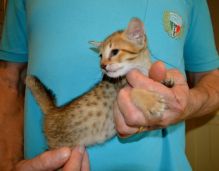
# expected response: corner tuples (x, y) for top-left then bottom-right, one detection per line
(1, 0), (218, 170)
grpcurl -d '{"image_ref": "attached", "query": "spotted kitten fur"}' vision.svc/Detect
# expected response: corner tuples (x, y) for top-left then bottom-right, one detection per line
(26, 18), (166, 149)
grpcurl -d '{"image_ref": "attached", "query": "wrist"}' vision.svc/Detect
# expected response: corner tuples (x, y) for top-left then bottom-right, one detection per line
(184, 86), (208, 119)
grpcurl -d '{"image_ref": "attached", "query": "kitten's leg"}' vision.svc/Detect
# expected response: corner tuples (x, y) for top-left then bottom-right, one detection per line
(130, 88), (166, 119)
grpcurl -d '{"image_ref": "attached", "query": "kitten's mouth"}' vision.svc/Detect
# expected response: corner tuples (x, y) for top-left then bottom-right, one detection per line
(106, 66), (123, 73)
(104, 66), (125, 78)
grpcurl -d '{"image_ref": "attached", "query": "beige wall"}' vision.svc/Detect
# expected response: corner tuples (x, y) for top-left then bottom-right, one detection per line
(0, 0), (6, 38)
(186, 113), (219, 171)
(208, 0), (219, 52)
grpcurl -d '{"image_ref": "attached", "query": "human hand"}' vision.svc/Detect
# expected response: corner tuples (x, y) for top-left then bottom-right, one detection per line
(15, 146), (90, 171)
(114, 61), (190, 137)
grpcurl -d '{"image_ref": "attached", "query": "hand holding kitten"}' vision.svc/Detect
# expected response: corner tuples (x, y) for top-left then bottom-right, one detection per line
(15, 147), (90, 171)
(114, 61), (190, 136)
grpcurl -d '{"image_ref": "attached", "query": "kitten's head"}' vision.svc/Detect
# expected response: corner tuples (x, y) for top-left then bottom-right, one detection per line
(90, 18), (148, 78)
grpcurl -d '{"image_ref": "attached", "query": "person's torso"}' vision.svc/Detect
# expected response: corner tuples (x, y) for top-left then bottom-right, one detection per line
(24, 0), (192, 170)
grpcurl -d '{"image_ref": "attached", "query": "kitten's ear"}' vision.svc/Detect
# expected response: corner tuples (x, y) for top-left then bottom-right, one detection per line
(89, 41), (103, 48)
(124, 18), (145, 46)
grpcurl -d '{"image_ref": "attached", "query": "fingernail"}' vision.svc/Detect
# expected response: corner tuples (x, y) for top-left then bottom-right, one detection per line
(76, 145), (85, 154)
(59, 147), (71, 160)
(118, 133), (133, 139)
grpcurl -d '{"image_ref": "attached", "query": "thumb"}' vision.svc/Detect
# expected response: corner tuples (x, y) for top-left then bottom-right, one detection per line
(62, 146), (86, 171)
(126, 61), (167, 90)
(149, 61), (167, 82)
(16, 147), (71, 171)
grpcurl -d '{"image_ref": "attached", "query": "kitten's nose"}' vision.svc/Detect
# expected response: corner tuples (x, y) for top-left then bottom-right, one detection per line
(101, 64), (107, 70)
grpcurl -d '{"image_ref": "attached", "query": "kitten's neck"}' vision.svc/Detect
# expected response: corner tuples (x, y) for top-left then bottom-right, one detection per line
(105, 48), (151, 90)
(103, 75), (127, 90)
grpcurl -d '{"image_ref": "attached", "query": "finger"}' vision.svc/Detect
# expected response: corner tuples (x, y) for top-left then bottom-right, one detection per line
(136, 123), (165, 133)
(149, 62), (174, 87)
(166, 69), (186, 84)
(114, 101), (138, 137)
(149, 61), (167, 82)
(117, 87), (147, 126)
(62, 146), (85, 171)
(148, 61), (185, 85)
(81, 150), (90, 171)
(16, 147), (71, 171)
(164, 69), (189, 109)
(127, 70), (165, 92)
(127, 70), (175, 99)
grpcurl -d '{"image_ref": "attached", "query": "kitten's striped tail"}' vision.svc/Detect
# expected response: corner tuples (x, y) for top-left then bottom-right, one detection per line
(26, 75), (57, 114)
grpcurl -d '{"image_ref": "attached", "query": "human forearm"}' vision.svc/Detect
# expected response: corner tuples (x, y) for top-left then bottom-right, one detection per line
(185, 70), (219, 119)
(0, 61), (26, 170)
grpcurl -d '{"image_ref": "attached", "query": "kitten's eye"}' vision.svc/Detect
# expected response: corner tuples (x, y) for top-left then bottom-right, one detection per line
(110, 49), (119, 57)
(99, 54), (103, 58)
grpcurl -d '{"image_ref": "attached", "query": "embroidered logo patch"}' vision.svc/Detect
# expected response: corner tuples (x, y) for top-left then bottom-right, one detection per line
(163, 11), (183, 38)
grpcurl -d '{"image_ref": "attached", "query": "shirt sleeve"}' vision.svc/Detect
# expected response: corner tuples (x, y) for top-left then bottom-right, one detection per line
(0, 0), (28, 62)
(184, 0), (219, 72)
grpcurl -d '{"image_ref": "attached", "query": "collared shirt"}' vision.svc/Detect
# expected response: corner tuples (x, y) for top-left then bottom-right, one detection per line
(1, 0), (218, 170)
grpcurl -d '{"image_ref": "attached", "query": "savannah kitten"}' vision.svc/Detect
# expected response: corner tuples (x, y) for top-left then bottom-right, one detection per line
(26, 18), (166, 149)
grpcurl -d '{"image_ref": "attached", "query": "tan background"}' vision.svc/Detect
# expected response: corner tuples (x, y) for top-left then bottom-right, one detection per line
(208, 0), (219, 51)
(0, 0), (219, 170)
(0, 0), (6, 38)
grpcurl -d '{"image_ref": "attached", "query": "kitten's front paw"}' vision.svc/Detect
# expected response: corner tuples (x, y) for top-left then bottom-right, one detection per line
(162, 77), (175, 88)
(131, 88), (166, 119)
(147, 93), (166, 119)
